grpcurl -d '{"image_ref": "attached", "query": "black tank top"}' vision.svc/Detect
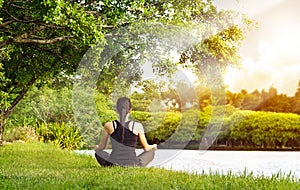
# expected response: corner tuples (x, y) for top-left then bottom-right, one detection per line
(108, 120), (140, 166)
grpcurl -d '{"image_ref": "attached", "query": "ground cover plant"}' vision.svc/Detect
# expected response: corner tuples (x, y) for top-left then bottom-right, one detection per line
(0, 142), (299, 189)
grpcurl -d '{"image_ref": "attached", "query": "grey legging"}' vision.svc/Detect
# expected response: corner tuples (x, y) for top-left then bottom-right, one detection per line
(95, 149), (155, 167)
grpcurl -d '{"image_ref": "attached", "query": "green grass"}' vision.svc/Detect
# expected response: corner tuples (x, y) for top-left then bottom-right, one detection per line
(0, 143), (299, 190)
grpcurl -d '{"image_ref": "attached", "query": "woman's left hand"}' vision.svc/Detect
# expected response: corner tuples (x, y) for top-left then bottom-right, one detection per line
(94, 145), (102, 151)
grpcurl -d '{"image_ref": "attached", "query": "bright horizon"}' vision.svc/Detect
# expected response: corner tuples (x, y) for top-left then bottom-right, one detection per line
(215, 0), (300, 96)
(136, 0), (299, 97)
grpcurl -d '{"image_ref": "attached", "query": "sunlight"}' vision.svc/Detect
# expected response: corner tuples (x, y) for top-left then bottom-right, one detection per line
(219, 0), (300, 96)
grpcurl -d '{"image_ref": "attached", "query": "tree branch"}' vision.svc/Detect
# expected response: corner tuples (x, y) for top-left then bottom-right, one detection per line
(0, 25), (47, 48)
(0, 20), (14, 28)
(10, 2), (30, 10)
(0, 25), (70, 48)
(0, 39), (12, 48)
(3, 8), (39, 23)
(13, 36), (73, 44)
(4, 76), (37, 119)
(15, 25), (46, 39)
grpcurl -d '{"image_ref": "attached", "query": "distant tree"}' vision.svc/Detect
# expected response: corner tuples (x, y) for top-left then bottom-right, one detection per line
(230, 89), (247, 109)
(137, 80), (161, 100)
(241, 92), (262, 110)
(174, 81), (197, 109)
(292, 80), (300, 114)
(259, 86), (291, 113)
(197, 85), (212, 109)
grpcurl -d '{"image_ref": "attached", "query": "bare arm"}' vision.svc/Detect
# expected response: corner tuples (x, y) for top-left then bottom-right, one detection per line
(94, 122), (113, 150)
(94, 130), (109, 150)
(139, 132), (157, 151)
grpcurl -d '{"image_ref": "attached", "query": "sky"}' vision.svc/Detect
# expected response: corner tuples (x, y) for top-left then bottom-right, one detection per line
(214, 0), (300, 96)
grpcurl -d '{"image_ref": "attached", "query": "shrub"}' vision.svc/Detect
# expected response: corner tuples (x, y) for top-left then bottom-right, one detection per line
(35, 122), (84, 150)
(229, 110), (300, 148)
(3, 126), (38, 142)
(131, 99), (152, 111)
(6, 86), (117, 148)
(131, 111), (151, 121)
(6, 86), (74, 129)
(141, 112), (181, 143)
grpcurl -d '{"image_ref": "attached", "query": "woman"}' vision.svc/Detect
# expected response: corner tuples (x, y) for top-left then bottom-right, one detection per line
(94, 97), (157, 167)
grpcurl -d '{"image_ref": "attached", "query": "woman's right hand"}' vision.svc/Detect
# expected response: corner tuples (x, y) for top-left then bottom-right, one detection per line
(152, 144), (157, 150)
(145, 144), (157, 151)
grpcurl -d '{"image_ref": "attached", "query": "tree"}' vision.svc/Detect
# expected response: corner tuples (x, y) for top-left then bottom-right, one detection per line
(240, 90), (262, 110)
(259, 86), (292, 113)
(0, 0), (252, 145)
(292, 80), (300, 114)
(0, 0), (106, 145)
(136, 80), (161, 100)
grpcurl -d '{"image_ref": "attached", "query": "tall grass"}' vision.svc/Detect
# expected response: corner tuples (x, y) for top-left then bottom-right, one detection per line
(0, 142), (299, 189)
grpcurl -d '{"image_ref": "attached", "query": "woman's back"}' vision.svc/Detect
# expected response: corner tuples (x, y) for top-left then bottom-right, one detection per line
(108, 120), (139, 166)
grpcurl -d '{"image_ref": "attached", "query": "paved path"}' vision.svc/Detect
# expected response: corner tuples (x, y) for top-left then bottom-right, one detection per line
(74, 149), (300, 178)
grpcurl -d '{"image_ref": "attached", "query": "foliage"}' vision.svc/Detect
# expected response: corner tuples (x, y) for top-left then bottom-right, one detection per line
(132, 105), (300, 149)
(229, 111), (300, 149)
(0, 63), (10, 112)
(0, 0), (252, 145)
(0, 0), (105, 111)
(73, 88), (117, 147)
(94, 91), (117, 125)
(130, 79), (198, 112)
(131, 111), (152, 121)
(3, 126), (38, 142)
(130, 99), (152, 112)
(5, 85), (73, 129)
(0, 142), (299, 189)
(291, 80), (300, 114)
(35, 122), (84, 150)
(4, 80), (300, 150)
(142, 111), (181, 143)
(0, 0), (105, 145)
(199, 83), (300, 114)
(5, 86), (115, 148)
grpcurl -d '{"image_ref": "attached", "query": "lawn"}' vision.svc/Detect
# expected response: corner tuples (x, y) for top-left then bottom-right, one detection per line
(0, 142), (299, 189)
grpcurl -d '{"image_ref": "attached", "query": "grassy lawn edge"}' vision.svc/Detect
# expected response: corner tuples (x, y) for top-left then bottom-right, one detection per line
(0, 142), (299, 189)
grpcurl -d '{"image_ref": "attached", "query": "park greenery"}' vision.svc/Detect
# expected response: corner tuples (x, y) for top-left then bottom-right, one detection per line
(3, 82), (300, 150)
(0, 0), (252, 145)
(1, 142), (299, 189)
(0, 0), (299, 151)
(0, 0), (300, 149)
(1, 0), (300, 188)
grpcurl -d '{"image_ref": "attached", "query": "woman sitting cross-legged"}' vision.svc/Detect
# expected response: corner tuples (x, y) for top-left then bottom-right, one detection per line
(94, 97), (157, 167)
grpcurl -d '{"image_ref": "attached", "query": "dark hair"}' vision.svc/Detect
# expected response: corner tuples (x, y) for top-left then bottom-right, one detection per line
(116, 97), (132, 142)
(117, 97), (131, 126)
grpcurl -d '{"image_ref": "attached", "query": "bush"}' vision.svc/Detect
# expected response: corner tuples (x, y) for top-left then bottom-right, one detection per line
(95, 92), (117, 125)
(35, 122), (84, 150)
(229, 110), (300, 148)
(168, 109), (200, 143)
(3, 126), (38, 142)
(131, 111), (151, 121)
(131, 99), (152, 111)
(140, 111), (181, 143)
(73, 88), (117, 147)
(6, 85), (117, 148)
(6, 86), (74, 129)
(131, 105), (300, 149)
